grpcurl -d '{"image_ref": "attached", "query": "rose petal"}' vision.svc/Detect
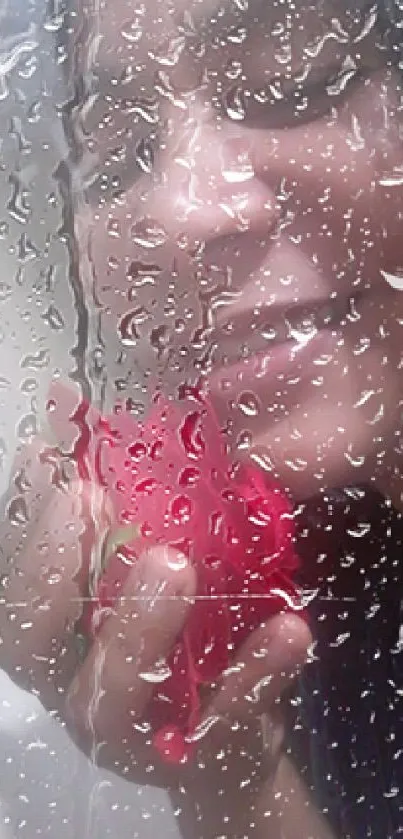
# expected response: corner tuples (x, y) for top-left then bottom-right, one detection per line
(55, 389), (304, 764)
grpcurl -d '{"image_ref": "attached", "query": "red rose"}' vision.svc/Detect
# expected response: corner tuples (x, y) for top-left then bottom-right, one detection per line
(57, 387), (303, 764)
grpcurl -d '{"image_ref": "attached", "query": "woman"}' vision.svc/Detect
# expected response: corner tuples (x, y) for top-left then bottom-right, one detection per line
(0, 0), (402, 835)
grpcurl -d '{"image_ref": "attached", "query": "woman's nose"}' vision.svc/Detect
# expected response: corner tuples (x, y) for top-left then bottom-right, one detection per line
(150, 114), (280, 246)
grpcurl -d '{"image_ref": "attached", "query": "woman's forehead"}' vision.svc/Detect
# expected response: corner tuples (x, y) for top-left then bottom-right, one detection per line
(84, 0), (373, 53)
(85, 0), (376, 88)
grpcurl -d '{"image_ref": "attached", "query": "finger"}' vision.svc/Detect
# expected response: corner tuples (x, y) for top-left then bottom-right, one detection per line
(269, 754), (338, 839)
(65, 546), (197, 755)
(200, 612), (312, 726)
(0, 471), (93, 711)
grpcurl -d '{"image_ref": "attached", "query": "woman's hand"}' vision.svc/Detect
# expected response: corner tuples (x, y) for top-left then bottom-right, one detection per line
(0, 436), (312, 831)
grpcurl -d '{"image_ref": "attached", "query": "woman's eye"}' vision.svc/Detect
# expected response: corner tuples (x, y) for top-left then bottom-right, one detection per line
(220, 67), (363, 129)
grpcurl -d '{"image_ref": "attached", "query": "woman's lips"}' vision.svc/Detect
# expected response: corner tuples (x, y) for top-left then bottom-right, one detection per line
(209, 297), (371, 421)
(211, 293), (360, 362)
(207, 293), (360, 389)
(208, 325), (336, 396)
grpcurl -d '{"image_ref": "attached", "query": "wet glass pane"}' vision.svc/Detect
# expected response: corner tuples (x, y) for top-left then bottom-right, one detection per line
(0, 1), (402, 837)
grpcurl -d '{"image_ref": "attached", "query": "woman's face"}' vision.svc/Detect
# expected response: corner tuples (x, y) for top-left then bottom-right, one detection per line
(73, 0), (403, 500)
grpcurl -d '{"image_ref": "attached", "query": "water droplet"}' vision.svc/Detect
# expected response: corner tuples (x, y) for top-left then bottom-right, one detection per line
(17, 413), (37, 440)
(149, 34), (186, 67)
(126, 260), (160, 285)
(124, 96), (160, 125)
(44, 9), (66, 31)
(209, 511), (223, 537)
(7, 174), (31, 224)
(7, 496), (29, 526)
(0, 282), (12, 302)
(121, 17), (143, 43)
(135, 137), (154, 174)
(170, 494), (192, 525)
(128, 441), (147, 460)
(135, 478), (159, 495)
(180, 412), (205, 459)
(166, 552), (188, 571)
(21, 350), (49, 370)
(139, 662), (172, 684)
(346, 521), (371, 538)
(20, 377), (38, 395)
(107, 255), (120, 273)
(179, 466), (200, 487)
(224, 58), (243, 81)
(150, 324), (171, 354)
(284, 457), (308, 472)
(260, 324), (278, 342)
(14, 467), (32, 493)
(203, 555), (221, 573)
(175, 318), (186, 334)
(237, 391), (260, 417)
(17, 233), (39, 263)
(0, 438), (6, 469)
(42, 304), (65, 331)
(223, 86), (246, 121)
(222, 149), (254, 184)
(344, 450), (366, 467)
(118, 311), (140, 347)
(379, 166), (403, 188)
(226, 25), (247, 45)
(107, 217), (121, 238)
(27, 99), (41, 123)
(131, 218), (167, 249)
(132, 305), (150, 325)
(236, 430), (252, 451)
(46, 399), (57, 416)
(330, 632), (350, 648)
(274, 42), (292, 66)
(41, 567), (62, 585)
(150, 439), (164, 461)
(126, 398), (146, 417)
